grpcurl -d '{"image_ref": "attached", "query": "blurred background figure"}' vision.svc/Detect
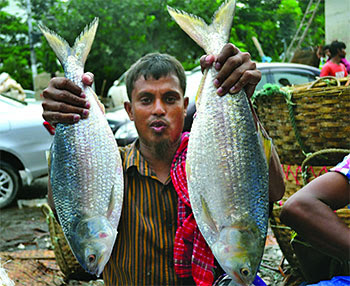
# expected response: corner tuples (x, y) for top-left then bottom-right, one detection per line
(320, 40), (349, 78)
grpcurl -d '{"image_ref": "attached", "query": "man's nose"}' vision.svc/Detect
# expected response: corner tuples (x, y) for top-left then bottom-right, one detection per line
(153, 99), (166, 115)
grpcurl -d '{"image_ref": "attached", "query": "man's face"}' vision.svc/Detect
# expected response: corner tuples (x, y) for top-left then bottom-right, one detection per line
(338, 48), (346, 58)
(124, 74), (188, 151)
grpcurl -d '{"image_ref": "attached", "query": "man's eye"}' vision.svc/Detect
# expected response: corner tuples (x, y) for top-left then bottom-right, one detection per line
(141, 97), (151, 103)
(166, 97), (176, 103)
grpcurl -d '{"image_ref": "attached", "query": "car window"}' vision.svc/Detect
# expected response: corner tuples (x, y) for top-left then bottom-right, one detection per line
(255, 72), (269, 91)
(272, 71), (316, 87)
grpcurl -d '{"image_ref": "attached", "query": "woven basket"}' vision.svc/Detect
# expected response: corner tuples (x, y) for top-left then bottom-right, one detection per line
(270, 150), (350, 276)
(254, 76), (350, 165)
(41, 204), (97, 281)
(269, 164), (331, 271)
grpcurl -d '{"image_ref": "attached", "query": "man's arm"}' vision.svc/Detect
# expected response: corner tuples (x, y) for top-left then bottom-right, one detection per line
(280, 171), (350, 260)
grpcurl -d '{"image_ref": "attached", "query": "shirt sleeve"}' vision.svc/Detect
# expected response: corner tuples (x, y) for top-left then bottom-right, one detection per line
(330, 154), (350, 183)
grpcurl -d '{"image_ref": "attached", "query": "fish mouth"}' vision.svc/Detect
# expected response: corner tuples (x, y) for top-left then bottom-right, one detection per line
(232, 271), (248, 286)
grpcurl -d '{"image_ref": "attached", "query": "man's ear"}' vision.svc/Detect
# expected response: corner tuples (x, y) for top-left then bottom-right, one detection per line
(124, 101), (134, 121)
(184, 97), (189, 117)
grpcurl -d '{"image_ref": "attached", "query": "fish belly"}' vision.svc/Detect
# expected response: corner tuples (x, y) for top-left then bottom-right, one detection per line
(50, 79), (123, 244)
(186, 68), (269, 248)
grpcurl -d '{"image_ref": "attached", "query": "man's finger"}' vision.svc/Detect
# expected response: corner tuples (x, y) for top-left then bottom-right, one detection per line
(82, 72), (94, 86)
(215, 43), (239, 69)
(43, 111), (81, 125)
(52, 77), (82, 96)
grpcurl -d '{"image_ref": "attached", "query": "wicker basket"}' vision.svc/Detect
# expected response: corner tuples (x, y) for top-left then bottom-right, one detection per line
(41, 204), (97, 281)
(270, 164), (332, 271)
(254, 76), (350, 165)
(270, 150), (350, 276)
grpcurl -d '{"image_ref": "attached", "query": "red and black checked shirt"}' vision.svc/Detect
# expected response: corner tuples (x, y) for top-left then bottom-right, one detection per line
(171, 132), (215, 286)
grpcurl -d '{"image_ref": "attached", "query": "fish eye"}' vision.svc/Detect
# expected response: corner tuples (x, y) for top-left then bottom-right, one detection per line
(240, 267), (250, 277)
(88, 254), (96, 263)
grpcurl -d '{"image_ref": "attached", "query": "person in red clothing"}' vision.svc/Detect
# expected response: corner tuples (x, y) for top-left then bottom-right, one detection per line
(320, 41), (348, 78)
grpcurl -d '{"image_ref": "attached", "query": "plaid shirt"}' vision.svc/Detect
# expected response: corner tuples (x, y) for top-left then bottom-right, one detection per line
(171, 132), (215, 286)
(331, 154), (350, 183)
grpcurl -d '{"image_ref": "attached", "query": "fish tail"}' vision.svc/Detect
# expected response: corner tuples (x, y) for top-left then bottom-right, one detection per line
(167, 0), (236, 55)
(39, 18), (99, 67)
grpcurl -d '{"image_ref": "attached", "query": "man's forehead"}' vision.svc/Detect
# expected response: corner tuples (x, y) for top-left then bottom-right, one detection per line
(131, 74), (184, 97)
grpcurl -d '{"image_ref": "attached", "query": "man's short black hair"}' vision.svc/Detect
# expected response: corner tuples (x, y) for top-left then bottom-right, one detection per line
(329, 41), (346, 58)
(125, 53), (187, 101)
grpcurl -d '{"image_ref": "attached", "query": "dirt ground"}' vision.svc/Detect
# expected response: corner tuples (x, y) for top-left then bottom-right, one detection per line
(0, 177), (302, 286)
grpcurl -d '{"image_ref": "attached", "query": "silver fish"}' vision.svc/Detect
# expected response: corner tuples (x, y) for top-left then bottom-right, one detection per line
(39, 19), (123, 277)
(168, 1), (269, 285)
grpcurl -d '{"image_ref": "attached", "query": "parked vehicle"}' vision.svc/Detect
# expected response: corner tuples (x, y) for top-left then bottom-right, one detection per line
(255, 62), (320, 91)
(106, 62), (320, 145)
(0, 94), (55, 208)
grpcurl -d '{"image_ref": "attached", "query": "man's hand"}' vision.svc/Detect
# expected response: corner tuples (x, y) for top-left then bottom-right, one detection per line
(200, 43), (261, 98)
(42, 72), (94, 125)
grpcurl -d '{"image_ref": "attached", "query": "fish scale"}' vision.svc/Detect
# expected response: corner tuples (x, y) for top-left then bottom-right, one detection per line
(40, 18), (123, 277)
(168, 1), (269, 285)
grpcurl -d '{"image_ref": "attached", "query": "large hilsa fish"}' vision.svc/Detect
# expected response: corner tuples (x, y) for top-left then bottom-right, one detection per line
(39, 19), (123, 277)
(168, 1), (269, 285)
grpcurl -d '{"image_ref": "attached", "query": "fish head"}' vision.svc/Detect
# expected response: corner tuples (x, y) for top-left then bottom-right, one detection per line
(211, 224), (262, 286)
(70, 215), (117, 277)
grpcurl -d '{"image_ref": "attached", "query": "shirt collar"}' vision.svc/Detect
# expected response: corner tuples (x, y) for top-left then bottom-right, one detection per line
(123, 139), (171, 184)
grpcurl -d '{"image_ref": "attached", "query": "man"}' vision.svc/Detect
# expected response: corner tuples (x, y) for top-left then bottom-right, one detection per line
(43, 44), (285, 285)
(320, 41), (348, 78)
(280, 154), (350, 283)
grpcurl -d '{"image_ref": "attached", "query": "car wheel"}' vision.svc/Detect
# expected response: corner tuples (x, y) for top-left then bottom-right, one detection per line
(0, 161), (20, 208)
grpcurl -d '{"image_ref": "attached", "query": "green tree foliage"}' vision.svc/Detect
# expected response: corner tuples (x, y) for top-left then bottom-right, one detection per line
(1, 0), (325, 93)
(0, 0), (32, 88)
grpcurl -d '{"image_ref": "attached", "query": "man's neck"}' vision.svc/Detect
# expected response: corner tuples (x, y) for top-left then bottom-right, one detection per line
(331, 55), (342, 64)
(139, 138), (181, 184)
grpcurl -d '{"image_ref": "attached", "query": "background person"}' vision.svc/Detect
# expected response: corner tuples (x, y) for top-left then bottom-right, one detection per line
(280, 154), (350, 283)
(320, 41), (348, 78)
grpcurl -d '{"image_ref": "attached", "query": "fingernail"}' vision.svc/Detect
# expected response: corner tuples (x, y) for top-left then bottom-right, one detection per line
(215, 62), (221, 70)
(214, 79), (220, 87)
(205, 55), (211, 64)
(217, 87), (223, 95)
(73, 115), (80, 122)
(83, 109), (89, 117)
(82, 74), (92, 83)
(229, 86), (236, 93)
(85, 101), (90, 108)
(81, 93), (86, 98)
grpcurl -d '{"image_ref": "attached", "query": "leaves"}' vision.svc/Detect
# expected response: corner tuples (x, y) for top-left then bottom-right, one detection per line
(1, 0), (325, 92)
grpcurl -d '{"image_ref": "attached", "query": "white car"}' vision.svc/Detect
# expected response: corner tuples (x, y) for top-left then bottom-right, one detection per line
(0, 95), (54, 208)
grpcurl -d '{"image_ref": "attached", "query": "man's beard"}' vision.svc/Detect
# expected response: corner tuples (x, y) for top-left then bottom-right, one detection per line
(153, 138), (172, 160)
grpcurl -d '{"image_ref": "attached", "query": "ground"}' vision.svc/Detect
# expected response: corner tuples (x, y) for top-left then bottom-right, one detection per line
(0, 178), (302, 286)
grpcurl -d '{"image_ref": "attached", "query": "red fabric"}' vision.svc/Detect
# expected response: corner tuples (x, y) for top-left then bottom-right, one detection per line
(320, 60), (348, 77)
(171, 132), (215, 286)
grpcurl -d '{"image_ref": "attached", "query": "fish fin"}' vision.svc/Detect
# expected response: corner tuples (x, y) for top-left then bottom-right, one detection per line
(167, 0), (236, 54)
(195, 69), (208, 109)
(72, 18), (99, 66)
(200, 195), (218, 233)
(257, 123), (272, 164)
(38, 24), (71, 66)
(106, 185), (115, 219)
(39, 17), (98, 67)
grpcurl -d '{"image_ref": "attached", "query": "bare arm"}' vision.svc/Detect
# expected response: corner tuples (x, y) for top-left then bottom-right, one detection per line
(280, 171), (350, 260)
